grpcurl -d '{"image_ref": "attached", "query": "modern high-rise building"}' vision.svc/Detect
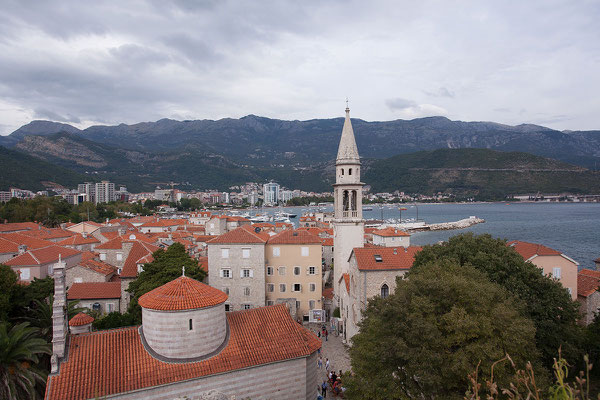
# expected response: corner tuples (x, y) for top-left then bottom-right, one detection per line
(78, 182), (96, 203)
(94, 181), (115, 204)
(332, 105), (365, 303)
(263, 182), (280, 205)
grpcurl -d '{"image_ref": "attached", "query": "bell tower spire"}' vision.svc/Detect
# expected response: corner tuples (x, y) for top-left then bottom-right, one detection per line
(332, 102), (365, 307)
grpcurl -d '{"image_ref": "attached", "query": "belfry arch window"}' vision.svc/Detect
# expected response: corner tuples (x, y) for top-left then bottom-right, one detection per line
(381, 284), (389, 299)
(351, 190), (357, 211)
(343, 190), (350, 211)
(341, 169), (344, 175)
(348, 168), (352, 175)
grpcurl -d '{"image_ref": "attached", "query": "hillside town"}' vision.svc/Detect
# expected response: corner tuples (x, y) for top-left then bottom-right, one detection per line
(0, 107), (598, 399)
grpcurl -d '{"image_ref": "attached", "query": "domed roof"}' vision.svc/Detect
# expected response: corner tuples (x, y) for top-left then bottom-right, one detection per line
(69, 312), (94, 327)
(138, 276), (228, 311)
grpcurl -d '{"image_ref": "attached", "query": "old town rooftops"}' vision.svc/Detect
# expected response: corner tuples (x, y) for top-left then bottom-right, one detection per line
(68, 312), (94, 327)
(67, 282), (121, 300)
(45, 304), (321, 400)
(352, 246), (422, 271)
(138, 276), (227, 311)
(508, 240), (579, 264)
(578, 269), (600, 297)
(267, 229), (322, 245)
(372, 227), (410, 237)
(207, 226), (267, 244)
(5, 245), (80, 266)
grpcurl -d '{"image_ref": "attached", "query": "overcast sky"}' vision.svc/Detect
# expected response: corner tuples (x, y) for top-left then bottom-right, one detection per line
(0, 0), (599, 135)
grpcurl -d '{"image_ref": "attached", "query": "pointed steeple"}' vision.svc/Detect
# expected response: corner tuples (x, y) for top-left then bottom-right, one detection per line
(336, 103), (360, 164)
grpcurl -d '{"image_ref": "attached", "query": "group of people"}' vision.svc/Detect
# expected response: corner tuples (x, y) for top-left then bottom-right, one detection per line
(315, 324), (345, 399)
(317, 325), (329, 341)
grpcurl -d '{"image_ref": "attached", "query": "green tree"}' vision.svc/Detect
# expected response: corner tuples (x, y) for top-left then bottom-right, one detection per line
(345, 262), (545, 400)
(0, 265), (18, 321)
(127, 243), (206, 321)
(21, 296), (84, 341)
(0, 322), (51, 400)
(92, 311), (138, 330)
(412, 233), (582, 369)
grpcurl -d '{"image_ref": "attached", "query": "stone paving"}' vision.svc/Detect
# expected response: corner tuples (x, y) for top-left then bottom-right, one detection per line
(305, 322), (351, 397)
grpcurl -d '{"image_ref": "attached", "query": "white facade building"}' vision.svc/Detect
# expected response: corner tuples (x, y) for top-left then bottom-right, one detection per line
(263, 182), (280, 205)
(95, 181), (115, 204)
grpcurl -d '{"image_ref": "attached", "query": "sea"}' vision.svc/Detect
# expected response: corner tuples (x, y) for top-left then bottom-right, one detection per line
(261, 203), (600, 269)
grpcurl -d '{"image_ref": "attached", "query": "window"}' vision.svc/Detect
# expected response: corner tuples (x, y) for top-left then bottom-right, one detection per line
(137, 264), (144, 273)
(225, 304), (231, 312)
(295, 301), (301, 309)
(189, 319), (193, 330)
(267, 300), (274, 306)
(341, 169), (344, 175)
(99, 253), (106, 261)
(267, 283), (274, 292)
(310, 283), (316, 292)
(244, 287), (250, 296)
(294, 266), (301, 275)
(222, 287), (230, 295)
(220, 269), (231, 278)
(301, 247), (309, 257)
(553, 267), (561, 279)
(280, 284), (286, 293)
(242, 248), (250, 258)
(293, 283), (302, 292)
(243, 304), (251, 310)
(272, 247), (280, 257)
(74, 277), (83, 283)
(117, 268), (122, 275)
(221, 248), (229, 259)
(348, 168), (352, 175)
(568, 287), (573, 296)
(108, 303), (115, 313)
(48, 264), (54, 275)
(309, 300), (316, 310)
(20, 268), (30, 280)
(116, 253), (123, 261)
(241, 269), (252, 278)
(278, 266), (286, 276)
(267, 266), (273, 276)
(308, 266), (316, 275)
(381, 284), (389, 299)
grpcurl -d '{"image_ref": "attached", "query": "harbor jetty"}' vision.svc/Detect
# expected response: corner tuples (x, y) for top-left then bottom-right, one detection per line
(384, 216), (485, 232)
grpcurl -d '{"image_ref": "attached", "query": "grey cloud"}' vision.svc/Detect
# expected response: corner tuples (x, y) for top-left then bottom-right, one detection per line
(385, 98), (417, 111)
(424, 87), (455, 98)
(33, 108), (81, 124)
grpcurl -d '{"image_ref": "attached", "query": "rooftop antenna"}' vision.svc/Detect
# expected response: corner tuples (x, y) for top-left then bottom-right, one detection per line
(182, 265), (185, 277)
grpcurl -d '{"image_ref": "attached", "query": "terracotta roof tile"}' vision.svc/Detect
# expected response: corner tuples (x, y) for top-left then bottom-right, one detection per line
(578, 269), (600, 297)
(198, 256), (208, 273)
(95, 237), (124, 250)
(354, 246), (422, 271)
(208, 226), (267, 244)
(323, 287), (334, 300)
(138, 276), (227, 311)
(45, 304), (320, 400)
(0, 222), (41, 232)
(372, 227), (410, 237)
(141, 219), (181, 227)
(21, 228), (75, 240)
(121, 241), (159, 278)
(67, 282), (121, 300)
(0, 233), (55, 251)
(78, 259), (116, 277)
(267, 229), (322, 245)
(5, 245), (80, 266)
(507, 240), (561, 260)
(56, 234), (100, 246)
(69, 312), (94, 327)
(342, 273), (350, 293)
(321, 238), (334, 246)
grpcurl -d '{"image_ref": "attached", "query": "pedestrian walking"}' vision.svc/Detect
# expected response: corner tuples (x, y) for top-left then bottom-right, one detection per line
(325, 358), (330, 371)
(325, 329), (328, 341)
(321, 380), (328, 398)
(317, 356), (323, 369)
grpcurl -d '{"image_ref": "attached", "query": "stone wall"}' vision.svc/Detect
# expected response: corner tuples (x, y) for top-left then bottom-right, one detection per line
(208, 243), (265, 311)
(332, 221), (364, 304)
(77, 298), (120, 314)
(579, 292), (600, 326)
(66, 265), (109, 288)
(142, 305), (227, 359)
(108, 353), (318, 400)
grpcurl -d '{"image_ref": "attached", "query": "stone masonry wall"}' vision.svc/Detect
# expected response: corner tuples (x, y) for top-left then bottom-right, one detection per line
(108, 354), (317, 400)
(142, 305), (227, 359)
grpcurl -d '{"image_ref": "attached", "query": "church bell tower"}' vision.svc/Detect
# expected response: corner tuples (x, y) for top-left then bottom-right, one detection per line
(333, 103), (365, 303)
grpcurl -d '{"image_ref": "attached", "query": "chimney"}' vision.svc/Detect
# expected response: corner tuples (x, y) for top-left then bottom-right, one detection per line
(82, 232), (87, 239)
(18, 244), (27, 254)
(50, 255), (68, 373)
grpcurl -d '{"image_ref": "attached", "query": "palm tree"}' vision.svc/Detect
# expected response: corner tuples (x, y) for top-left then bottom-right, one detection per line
(0, 322), (51, 400)
(22, 296), (84, 341)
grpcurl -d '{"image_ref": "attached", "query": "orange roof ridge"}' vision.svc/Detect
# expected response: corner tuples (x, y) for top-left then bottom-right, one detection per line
(138, 276), (228, 311)
(69, 312), (94, 327)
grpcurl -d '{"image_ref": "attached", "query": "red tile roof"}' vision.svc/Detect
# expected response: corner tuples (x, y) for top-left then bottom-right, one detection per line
(198, 256), (208, 273)
(0, 222), (41, 232)
(138, 276), (227, 311)
(372, 227), (410, 237)
(56, 234), (100, 246)
(342, 273), (350, 293)
(321, 238), (334, 247)
(0, 233), (55, 251)
(323, 287), (334, 300)
(67, 282), (121, 300)
(141, 219), (181, 227)
(353, 246), (422, 271)
(121, 241), (159, 278)
(508, 240), (561, 260)
(78, 259), (116, 277)
(21, 228), (75, 240)
(80, 251), (97, 261)
(578, 269), (600, 297)
(208, 226), (267, 244)
(95, 237), (124, 250)
(5, 245), (80, 266)
(69, 312), (94, 327)
(45, 304), (320, 400)
(267, 229), (322, 245)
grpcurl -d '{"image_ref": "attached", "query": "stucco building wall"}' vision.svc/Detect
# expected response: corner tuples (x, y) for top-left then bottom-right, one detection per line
(530, 255), (578, 300)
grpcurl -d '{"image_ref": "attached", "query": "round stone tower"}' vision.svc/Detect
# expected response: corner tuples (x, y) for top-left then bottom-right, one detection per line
(138, 275), (228, 360)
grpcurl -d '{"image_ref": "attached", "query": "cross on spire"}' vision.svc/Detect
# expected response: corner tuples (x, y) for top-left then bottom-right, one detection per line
(182, 266), (185, 277)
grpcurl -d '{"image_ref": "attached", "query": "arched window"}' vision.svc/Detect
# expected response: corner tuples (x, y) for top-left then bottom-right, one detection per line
(343, 190), (349, 211)
(349, 168), (352, 175)
(381, 284), (389, 299)
(341, 168), (344, 175)
(351, 190), (357, 211)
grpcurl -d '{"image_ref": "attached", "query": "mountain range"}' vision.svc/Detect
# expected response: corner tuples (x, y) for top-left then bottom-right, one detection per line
(1, 115), (599, 195)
